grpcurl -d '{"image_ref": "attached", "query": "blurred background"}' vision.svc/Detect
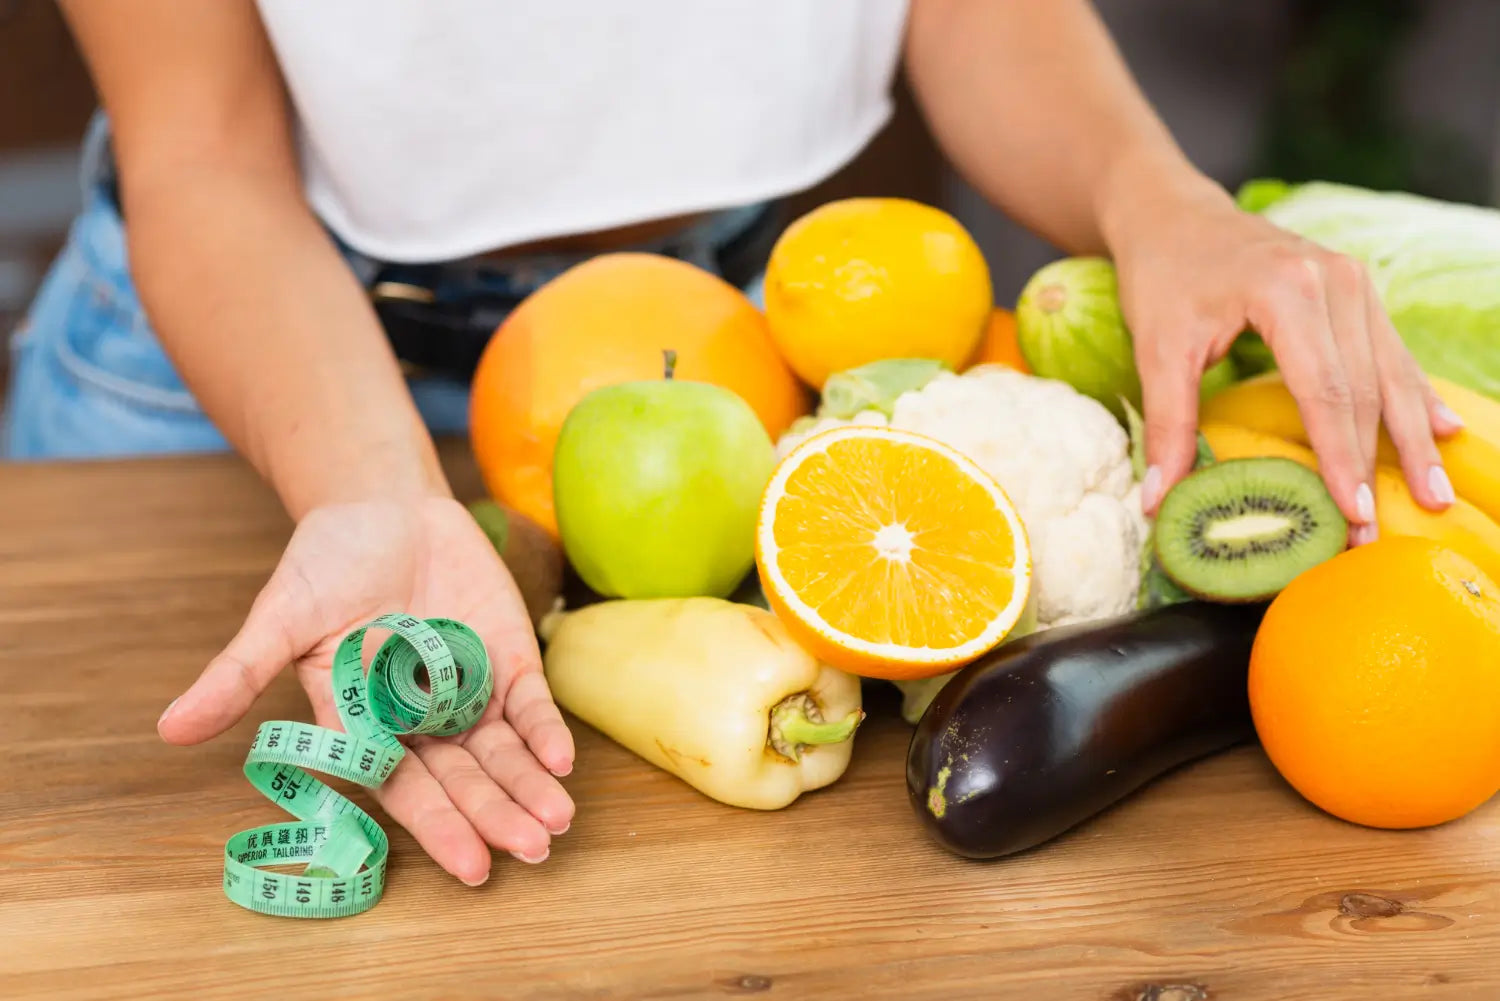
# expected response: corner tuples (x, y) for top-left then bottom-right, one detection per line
(3, 0), (1498, 405)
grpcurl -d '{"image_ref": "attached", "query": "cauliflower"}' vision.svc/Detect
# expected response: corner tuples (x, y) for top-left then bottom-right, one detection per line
(776, 362), (1151, 631)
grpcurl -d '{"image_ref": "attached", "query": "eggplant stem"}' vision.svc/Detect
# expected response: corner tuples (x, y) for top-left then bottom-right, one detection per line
(768, 694), (864, 761)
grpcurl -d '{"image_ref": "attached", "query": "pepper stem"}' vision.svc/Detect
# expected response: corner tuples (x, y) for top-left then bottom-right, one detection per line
(779, 711), (861, 747)
(663, 349), (678, 380)
(768, 693), (864, 761)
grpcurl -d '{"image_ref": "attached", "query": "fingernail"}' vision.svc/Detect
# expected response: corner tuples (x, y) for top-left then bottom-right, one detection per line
(549, 761), (574, 778)
(1435, 400), (1465, 429)
(510, 848), (549, 865)
(1355, 482), (1376, 523)
(460, 871), (490, 887)
(551, 821), (570, 836)
(158, 698), (179, 725)
(1350, 523), (1379, 547)
(1142, 465), (1163, 512)
(1429, 465), (1457, 505)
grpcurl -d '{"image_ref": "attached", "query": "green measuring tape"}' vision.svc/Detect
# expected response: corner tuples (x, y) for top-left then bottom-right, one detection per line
(222, 613), (493, 918)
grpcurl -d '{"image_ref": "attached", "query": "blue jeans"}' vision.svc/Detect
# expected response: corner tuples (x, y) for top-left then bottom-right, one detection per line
(2, 114), (769, 461)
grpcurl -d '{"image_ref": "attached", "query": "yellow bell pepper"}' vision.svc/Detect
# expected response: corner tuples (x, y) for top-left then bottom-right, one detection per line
(539, 596), (864, 810)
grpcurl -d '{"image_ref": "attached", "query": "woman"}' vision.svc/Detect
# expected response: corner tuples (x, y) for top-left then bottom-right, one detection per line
(3, 0), (1461, 887)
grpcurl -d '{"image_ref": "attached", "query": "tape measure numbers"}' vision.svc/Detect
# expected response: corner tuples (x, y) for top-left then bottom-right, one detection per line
(223, 613), (493, 918)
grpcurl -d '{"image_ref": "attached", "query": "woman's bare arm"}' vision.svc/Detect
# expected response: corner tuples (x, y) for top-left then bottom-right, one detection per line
(902, 0), (1455, 529)
(902, 0), (1198, 257)
(59, 0), (449, 519)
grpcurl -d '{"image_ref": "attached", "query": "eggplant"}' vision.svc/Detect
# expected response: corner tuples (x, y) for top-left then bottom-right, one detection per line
(906, 600), (1268, 859)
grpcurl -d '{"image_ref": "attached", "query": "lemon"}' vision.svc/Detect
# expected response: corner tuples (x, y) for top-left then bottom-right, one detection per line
(763, 198), (993, 389)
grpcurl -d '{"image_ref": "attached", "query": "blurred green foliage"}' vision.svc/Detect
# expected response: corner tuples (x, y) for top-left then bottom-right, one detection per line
(1255, 0), (1491, 203)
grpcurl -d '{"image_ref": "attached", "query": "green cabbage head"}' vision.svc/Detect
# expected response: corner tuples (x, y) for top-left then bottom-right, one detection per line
(1240, 179), (1500, 401)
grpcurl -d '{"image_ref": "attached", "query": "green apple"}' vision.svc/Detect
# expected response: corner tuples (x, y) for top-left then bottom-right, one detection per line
(552, 351), (777, 600)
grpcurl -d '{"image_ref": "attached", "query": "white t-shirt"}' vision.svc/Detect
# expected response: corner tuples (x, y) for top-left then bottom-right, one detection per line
(254, 0), (911, 263)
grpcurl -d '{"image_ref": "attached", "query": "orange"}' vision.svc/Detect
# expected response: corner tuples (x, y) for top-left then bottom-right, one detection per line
(469, 253), (810, 537)
(964, 307), (1030, 373)
(763, 198), (992, 389)
(755, 425), (1032, 680)
(1249, 536), (1500, 829)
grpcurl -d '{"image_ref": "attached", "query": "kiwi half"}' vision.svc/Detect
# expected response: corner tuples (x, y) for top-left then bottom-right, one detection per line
(1154, 457), (1348, 602)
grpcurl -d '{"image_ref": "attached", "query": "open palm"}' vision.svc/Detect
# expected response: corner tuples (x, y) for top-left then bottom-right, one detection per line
(158, 496), (576, 886)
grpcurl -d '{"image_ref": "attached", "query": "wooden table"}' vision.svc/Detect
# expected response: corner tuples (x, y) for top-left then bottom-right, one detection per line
(3, 446), (1498, 1001)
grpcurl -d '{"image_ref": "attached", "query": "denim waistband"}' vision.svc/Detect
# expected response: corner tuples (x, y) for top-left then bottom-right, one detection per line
(77, 111), (775, 301)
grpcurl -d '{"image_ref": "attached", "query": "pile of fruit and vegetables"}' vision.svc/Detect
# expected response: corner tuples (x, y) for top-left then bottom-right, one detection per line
(465, 185), (1500, 860)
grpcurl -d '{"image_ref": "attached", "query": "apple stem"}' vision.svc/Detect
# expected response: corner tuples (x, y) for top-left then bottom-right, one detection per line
(663, 349), (677, 381)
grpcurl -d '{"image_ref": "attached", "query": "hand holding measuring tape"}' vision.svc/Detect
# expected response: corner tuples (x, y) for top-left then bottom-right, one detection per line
(156, 498), (576, 914)
(226, 614), (492, 916)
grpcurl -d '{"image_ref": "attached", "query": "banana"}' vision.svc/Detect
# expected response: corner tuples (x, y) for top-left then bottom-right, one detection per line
(1200, 372), (1500, 524)
(1197, 422), (1316, 466)
(1200, 421), (1500, 585)
(1429, 374), (1500, 433)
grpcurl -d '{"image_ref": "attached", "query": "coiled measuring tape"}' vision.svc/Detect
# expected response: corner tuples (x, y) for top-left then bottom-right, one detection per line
(222, 613), (493, 918)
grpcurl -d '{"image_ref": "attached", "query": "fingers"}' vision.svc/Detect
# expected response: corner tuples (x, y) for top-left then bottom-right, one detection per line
(301, 665), (342, 729)
(372, 746), (493, 886)
(466, 581), (573, 775)
(411, 737), (554, 865)
(1366, 280), (1454, 511)
(1429, 390), (1467, 438)
(504, 670), (576, 778)
(1138, 339), (1207, 515)
(158, 563), (319, 745)
(1323, 256), (1381, 545)
(459, 719), (575, 835)
(1250, 255), (1373, 530)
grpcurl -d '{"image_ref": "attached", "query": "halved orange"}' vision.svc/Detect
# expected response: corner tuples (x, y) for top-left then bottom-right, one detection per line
(756, 425), (1033, 680)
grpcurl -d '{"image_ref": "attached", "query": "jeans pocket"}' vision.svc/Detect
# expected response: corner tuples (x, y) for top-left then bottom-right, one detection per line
(54, 194), (205, 417)
(54, 272), (205, 417)
(7, 193), (230, 459)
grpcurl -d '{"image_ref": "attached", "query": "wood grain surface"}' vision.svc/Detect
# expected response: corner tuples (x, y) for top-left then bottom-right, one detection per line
(2, 444), (1498, 1001)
